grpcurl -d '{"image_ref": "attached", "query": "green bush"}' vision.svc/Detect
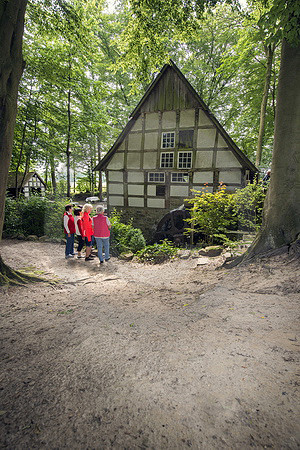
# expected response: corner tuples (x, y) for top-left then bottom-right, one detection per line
(136, 240), (178, 264)
(3, 195), (68, 238)
(110, 210), (146, 255)
(185, 183), (266, 245)
(232, 182), (266, 231)
(186, 185), (236, 245)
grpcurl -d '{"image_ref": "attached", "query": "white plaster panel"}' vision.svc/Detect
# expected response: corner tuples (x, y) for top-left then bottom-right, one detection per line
(128, 197), (145, 207)
(118, 141), (125, 151)
(197, 128), (216, 148)
(127, 152), (140, 169)
(147, 198), (165, 208)
(147, 185), (156, 196)
(128, 172), (144, 183)
(198, 109), (213, 126)
(108, 171), (123, 182)
(217, 134), (228, 148)
(195, 151), (213, 168)
(170, 185), (189, 197)
(145, 112), (159, 130)
(109, 196), (124, 206)
(107, 152), (124, 170)
(216, 151), (241, 168)
(162, 111), (176, 129)
(192, 186), (213, 193)
(109, 183), (124, 195)
(144, 132), (158, 149)
(219, 170), (242, 184)
(143, 152), (157, 169)
(131, 117), (142, 131)
(128, 184), (144, 196)
(179, 109), (195, 128)
(193, 172), (214, 183)
(128, 132), (142, 151)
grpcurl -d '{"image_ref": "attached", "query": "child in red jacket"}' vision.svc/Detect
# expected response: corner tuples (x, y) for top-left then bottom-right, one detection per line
(74, 207), (85, 258)
(81, 203), (94, 261)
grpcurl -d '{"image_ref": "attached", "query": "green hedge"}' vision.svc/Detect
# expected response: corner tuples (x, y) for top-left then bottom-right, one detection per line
(3, 196), (68, 238)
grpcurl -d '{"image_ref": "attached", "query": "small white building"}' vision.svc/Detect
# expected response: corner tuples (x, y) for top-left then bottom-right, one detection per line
(7, 171), (46, 198)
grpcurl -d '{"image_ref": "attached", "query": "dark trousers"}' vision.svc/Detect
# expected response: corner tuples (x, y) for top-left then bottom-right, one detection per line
(77, 235), (85, 252)
(65, 234), (75, 256)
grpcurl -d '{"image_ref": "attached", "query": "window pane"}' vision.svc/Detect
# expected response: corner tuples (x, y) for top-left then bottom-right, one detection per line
(148, 172), (165, 182)
(178, 152), (192, 169)
(171, 172), (189, 183)
(161, 152), (174, 168)
(162, 132), (175, 148)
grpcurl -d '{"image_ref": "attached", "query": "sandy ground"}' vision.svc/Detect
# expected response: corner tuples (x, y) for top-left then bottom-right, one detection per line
(0, 239), (299, 449)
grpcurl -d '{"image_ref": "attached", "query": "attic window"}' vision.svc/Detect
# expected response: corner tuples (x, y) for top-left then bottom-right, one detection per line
(178, 151), (192, 169)
(160, 152), (174, 168)
(161, 132), (175, 148)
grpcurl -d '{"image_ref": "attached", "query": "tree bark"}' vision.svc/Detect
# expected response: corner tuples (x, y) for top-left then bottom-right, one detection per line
(97, 136), (102, 200)
(255, 44), (275, 168)
(66, 88), (71, 198)
(243, 39), (300, 260)
(0, 0), (28, 239)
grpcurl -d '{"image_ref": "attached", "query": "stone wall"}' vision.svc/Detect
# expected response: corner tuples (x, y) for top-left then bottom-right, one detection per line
(108, 205), (183, 242)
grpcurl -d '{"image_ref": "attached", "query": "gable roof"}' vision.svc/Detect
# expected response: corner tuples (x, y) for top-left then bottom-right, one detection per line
(7, 171), (46, 189)
(94, 61), (257, 173)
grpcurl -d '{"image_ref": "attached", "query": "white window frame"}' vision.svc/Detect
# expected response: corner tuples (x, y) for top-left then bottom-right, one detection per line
(178, 151), (192, 169)
(160, 152), (174, 168)
(148, 172), (165, 183)
(171, 172), (189, 183)
(161, 131), (175, 149)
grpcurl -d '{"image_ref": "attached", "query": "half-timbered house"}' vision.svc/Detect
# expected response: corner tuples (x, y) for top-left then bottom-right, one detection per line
(94, 61), (257, 237)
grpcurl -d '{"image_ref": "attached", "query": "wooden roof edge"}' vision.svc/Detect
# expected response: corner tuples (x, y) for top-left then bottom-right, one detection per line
(93, 117), (136, 171)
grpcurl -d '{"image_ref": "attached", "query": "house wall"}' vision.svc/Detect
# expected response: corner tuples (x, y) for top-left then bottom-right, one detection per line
(104, 66), (252, 238)
(22, 174), (46, 198)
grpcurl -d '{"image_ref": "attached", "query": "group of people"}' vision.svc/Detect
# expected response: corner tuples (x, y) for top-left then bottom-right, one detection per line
(63, 203), (111, 264)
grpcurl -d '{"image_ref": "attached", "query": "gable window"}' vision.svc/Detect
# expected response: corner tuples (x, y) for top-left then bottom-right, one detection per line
(148, 172), (165, 183)
(171, 172), (189, 183)
(160, 152), (174, 168)
(178, 130), (194, 148)
(178, 151), (192, 169)
(161, 132), (175, 148)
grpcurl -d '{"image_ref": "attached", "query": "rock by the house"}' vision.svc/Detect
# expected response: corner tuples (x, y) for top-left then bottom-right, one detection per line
(17, 234), (25, 240)
(195, 257), (210, 266)
(119, 252), (134, 261)
(177, 249), (191, 259)
(27, 235), (38, 241)
(198, 246), (223, 257)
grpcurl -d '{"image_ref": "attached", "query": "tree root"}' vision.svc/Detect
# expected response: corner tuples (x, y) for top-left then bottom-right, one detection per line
(0, 255), (47, 286)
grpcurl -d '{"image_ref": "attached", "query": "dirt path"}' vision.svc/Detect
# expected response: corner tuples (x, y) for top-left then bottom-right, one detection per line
(0, 240), (299, 449)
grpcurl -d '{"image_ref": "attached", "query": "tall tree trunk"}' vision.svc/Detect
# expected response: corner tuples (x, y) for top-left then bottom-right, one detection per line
(243, 39), (300, 260)
(49, 128), (57, 194)
(97, 136), (102, 200)
(0, 0), (39, 284)
(15, 119), (27, 198)
(66, 88), (71, 198)
(256, 44), (275, 168)
(0, 0), (27, 240)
